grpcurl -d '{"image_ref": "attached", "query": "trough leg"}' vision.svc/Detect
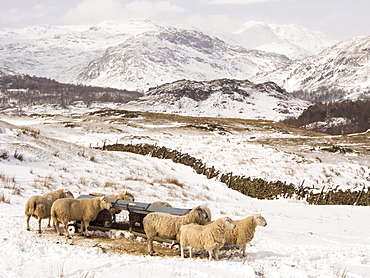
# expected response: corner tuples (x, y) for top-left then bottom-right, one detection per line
(128, 211), (134, 232)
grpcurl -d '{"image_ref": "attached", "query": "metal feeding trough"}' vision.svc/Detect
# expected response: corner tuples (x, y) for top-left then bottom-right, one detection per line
(71, 195), (191, 239)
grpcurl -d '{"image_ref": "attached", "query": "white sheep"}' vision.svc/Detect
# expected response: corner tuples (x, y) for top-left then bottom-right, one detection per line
(223, 214), (267, 257)
(180, 217), (236, 261)
(143, 205), (211, 255)
(51, 196), (112, 237)
(25, 189), (74, 233)
(89, 191), (135, 222)
(89, 190), (135, 202)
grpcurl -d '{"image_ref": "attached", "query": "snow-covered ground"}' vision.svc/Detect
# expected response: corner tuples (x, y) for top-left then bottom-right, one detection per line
(1, 111), (369, 278)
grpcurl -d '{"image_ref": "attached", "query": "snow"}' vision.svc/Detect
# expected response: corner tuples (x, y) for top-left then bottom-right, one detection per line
(1, 112), (370, 278)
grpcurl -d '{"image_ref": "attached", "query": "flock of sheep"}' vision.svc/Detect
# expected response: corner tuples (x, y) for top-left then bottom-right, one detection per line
(25, 189), (267, 261)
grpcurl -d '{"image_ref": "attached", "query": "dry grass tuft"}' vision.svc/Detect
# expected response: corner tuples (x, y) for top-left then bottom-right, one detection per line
(0, 192), (10, 204)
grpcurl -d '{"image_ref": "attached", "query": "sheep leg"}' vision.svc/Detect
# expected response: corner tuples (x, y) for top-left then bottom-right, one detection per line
(208, 250), (213, 261)
(189, 247), (193, 258)
(37, 217), (42, 233)
(55, 221), (63, 236)
(180, 246), (185, 258)
(26, 215), (31, 231)
(82, 221), (90, 237)
(241, 244), (246, 257)
(214, 249), (220, 261)
(147, 238), (154, 255)
(80, 221), (86, 236)
(64, 222), (71, 238)
(47, 217), (52, 228)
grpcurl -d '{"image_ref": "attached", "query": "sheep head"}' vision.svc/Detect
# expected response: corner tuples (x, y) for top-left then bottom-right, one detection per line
(254, 214), (267, 227)
(100, 196), (112, 210)
(123, 190), (135, 201)
(63, 189), (74, 199)
(194, 206), (210, 224)
(222, 217), (236, 229)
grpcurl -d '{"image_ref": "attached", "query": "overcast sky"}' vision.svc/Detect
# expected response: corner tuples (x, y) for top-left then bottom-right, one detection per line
(0, 0), (368, 40)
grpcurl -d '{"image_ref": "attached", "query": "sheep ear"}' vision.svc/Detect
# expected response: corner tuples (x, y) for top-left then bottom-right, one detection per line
(123, 190), (127, 195)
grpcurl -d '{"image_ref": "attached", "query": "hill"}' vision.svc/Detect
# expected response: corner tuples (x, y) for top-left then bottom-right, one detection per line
(122, 78), (311, 120)
(254, 36), (370, 102)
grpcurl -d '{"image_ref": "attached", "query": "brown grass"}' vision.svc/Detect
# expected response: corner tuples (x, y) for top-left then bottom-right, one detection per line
(0, 192), (10, 203)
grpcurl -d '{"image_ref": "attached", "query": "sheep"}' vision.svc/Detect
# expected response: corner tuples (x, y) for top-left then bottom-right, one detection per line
(89, 191), (135, 222)
(180, 217), (236, 261)
(152, 201), (172, 207)
(89, 190), (135, 202)
(25, 189), (74, 233)
(51, 196), (112, 237)
(223, 214), (267, 257)
(127, 201), (172, 232)
(143, 205), (211, 255)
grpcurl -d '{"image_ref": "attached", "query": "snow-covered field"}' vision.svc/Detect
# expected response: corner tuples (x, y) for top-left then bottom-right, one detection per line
(1, 110), (369, 278)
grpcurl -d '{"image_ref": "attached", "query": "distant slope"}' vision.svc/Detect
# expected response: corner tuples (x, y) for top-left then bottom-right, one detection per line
(216, 21), (336, 60)
(253, 36), (370, 102)
(122, 78), (311, 120)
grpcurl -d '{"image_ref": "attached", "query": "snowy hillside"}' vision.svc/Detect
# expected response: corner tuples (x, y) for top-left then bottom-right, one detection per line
(1, 111), (370, 278)
(215, 21), (336, 60)
(122, 78), (311, 120)
(75, 27), (290, 91)
(253, 36), (370, 101)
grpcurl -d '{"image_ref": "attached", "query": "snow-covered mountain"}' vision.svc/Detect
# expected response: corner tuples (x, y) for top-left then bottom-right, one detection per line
(0, 18), (335, 92)
(0, 66), (18, 77)
(76, 27), (290, 91)
(0, 19), (161, 85)
(215, 21), (336, 60)
(253, 36), (370, 101)
(122, 78), (310, 120)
